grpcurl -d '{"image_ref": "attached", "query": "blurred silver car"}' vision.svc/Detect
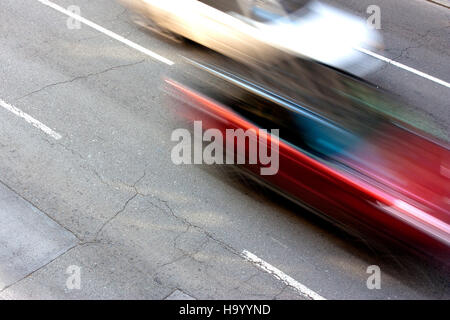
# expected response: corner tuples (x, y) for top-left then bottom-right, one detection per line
(120, 0), (383, 76)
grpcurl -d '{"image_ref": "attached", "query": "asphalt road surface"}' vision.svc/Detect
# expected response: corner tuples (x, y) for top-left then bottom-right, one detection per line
(0, 0), (449, 299)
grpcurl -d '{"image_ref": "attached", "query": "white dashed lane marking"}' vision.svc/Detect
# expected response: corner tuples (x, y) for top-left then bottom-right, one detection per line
(241, 250), (326, 300)
(37, 0), (174, 66)
(0, 99), (62, 140)
(356, 47), (450, 88)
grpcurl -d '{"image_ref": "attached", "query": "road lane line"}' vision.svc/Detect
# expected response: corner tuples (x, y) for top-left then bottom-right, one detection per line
(37, 0), (174, 66)
(0, 99), (62, 140)
(426, 0), (450, 9)
(356, 47), (450, 88)
(241, 250), (326, 300)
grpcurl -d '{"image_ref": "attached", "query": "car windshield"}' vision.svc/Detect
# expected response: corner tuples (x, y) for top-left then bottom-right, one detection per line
(250, 0), (311, 22)
(197, 0), (311, 21)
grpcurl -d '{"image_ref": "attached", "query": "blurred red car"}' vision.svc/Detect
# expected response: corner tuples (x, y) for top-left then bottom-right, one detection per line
(164, 60), (450, 265)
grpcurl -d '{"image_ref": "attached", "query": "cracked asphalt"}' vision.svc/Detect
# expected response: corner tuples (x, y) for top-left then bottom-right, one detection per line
(0, 0), (449, 299)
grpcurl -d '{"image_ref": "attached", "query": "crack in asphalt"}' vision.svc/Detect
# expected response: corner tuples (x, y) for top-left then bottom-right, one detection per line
(36, 139), (292, 299)
(15, 59), (146, 101)
(0, 242), (79, 295)
(273, 285), (289, 300)
(155, 197), (242, 257)
(152, 234), (210, 278)
(93, 170), (147, 241)
(228, 272), (260, 294)
(374, 25), (449, 76)
(0, 171), (83, 243)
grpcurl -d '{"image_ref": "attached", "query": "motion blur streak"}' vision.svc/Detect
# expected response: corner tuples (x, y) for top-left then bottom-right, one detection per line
(121, 0), (449, 265)
(241, 250), (326, 300)
(119, 0), (382, 76)
(165, 77), (450, 264)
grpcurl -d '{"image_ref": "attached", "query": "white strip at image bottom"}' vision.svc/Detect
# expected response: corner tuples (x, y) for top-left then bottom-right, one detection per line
(241, 250), (326, 300)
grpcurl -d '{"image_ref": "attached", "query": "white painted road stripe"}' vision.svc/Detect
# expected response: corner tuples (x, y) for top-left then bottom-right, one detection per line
(37, 0), (174, 66)
(356, 47), (450, 88)
(0, 99), (62, 140)
(241, 250), (326, 300)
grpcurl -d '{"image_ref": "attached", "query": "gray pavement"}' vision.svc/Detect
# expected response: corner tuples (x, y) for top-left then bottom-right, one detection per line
(0, 0), (449, 299)
(0, 181), (77, 291)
